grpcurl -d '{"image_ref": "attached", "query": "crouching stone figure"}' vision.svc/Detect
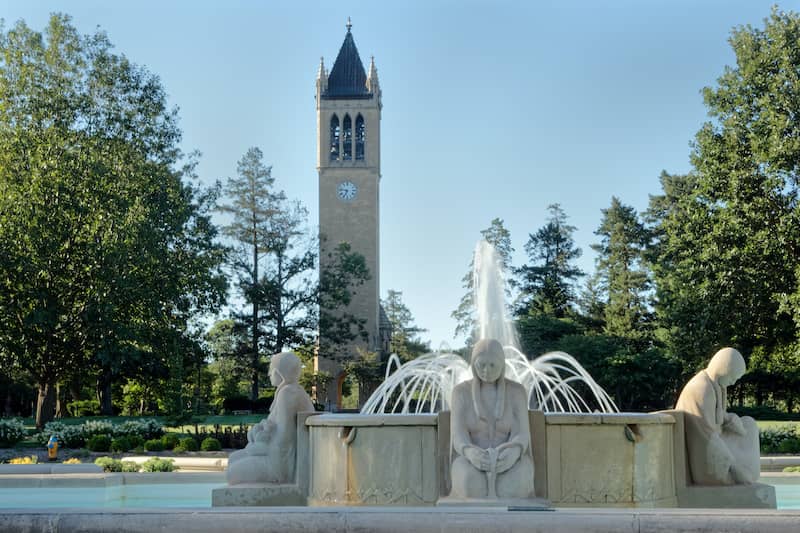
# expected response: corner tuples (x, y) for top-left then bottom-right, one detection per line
(675, 347), (760, 485)
(450, 338), (535, 499)
(226, 351), (314, 485)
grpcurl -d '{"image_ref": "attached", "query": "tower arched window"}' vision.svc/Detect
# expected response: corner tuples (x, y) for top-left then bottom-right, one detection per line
(355, 114), (365, 161)
(343, 114), (352, 160)
(329, 115), (340, 161)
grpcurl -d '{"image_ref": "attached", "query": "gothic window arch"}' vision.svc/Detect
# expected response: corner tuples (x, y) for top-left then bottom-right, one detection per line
(343, 114), (352, 160)
(355, 114), (365, 161)
(329, 114), (340, 161)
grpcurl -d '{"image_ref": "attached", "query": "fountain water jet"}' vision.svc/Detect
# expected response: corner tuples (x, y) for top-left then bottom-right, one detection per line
(361, 240), (618, 415)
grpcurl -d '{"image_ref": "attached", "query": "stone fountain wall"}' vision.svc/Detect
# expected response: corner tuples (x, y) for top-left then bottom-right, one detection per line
(305, 411), (679, 507)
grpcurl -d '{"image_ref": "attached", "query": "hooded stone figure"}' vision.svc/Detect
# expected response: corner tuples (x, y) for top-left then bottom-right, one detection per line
(675, 347), (760, 485)
(449, 339), (535, 499)
(227, 351), (314, 485)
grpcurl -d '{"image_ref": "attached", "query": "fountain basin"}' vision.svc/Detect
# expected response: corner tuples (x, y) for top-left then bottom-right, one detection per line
(306, 413), (440, 505)
(305, 411), (678, 507)
(542, 412), (676, 507)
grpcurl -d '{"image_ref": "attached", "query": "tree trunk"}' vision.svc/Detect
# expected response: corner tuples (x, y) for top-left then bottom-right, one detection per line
(251, 239), (259, 402)
(97, 369), (114, 415)
(54, 383), (65, 418)
(4, 393), (12, 417)
(250, 365), (259, 402)
(35, 382), (56, 429)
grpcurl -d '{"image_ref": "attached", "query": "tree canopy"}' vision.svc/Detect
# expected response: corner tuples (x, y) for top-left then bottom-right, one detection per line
(0, 14), (227, 426)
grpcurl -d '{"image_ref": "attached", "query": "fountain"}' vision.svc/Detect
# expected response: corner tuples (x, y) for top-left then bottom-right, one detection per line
(361, 240), (618, 416)
(213, 240), (776, 511)
(299, 241), (679, 507)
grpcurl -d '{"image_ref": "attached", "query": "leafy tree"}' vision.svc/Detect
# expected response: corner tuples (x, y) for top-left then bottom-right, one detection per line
(204, 319), (249, 409)
(515, 204), (584, 318)
(258, 199), (318, 357)
(0, 15), (226, 427)
(382, 289), (429, 361)
(648, 9), (800, 382)
(591, 197), (653, 344)
(451, 218), (514, 342)
(317, 241), (371, 362)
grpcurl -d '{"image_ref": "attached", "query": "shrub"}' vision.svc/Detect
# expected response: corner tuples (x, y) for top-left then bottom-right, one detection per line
(0, 418), (27, 448)
(113, 419), (164, 441)
(127, 435), (144, 449)
(778, 437), (800, 454)
(161, 433), (179, 450)
(222, 395), (251, 413)
(178, 437), (198, 452)
(66, 399), (101, 417)
(121, 460), (140, 473)
(94, 457), (122, 472)
(81, 420), (115, 439)
(38, 421), (85, 448)
(9, 455), (37, 464)
(86, 434), (112, 452)
(200, 437), (221, 451)
(143, 439), (164, 452)
(132, 445), (144, 454)
(760, 426), (800, 454)
(141, 457), (176, 472)
(783, 466), (800, 473)
(110, 437), (132, 453)
(172, 444), (188, 454)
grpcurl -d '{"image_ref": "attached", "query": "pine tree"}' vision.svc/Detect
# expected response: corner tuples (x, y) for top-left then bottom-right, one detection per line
(515, 204), (584, 318)
(591, 197), (652, 343)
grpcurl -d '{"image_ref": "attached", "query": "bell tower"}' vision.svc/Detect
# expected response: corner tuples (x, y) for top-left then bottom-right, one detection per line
(315, 19), (383, 407)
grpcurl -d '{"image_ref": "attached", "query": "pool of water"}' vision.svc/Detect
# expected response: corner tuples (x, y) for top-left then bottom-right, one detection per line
(762, 475), (800, 510)
(0, 475), (797, 508)
(0, 482), (224, 508)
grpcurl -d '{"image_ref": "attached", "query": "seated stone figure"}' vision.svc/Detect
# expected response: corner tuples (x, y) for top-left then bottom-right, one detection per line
(227, 351), (314, 485)
(675, 347), (760, 485)
(450, 339), (535, 499)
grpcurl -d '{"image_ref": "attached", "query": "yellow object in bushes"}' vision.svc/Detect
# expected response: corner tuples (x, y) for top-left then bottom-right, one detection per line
(47, 435), (59, 461)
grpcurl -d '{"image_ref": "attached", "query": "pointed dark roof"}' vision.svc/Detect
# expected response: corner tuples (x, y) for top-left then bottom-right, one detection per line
(325, 29), (369, 98)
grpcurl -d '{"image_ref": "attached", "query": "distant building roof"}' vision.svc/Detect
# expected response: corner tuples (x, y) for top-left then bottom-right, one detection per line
(325, 28), (370, 98)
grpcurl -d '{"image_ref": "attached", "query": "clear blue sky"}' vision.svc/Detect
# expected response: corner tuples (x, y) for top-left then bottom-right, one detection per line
(2, 0), (792, 350)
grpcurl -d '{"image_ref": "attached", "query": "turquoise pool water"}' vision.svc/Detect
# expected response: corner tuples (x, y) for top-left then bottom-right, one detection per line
(764, 475), (800, 510)
(0, 482), (224, 508)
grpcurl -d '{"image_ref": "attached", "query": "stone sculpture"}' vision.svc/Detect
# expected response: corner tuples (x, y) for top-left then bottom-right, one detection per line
(675, 347), (760, 485)
(449, 338), (535, 499)
(226, 351), (314, 485)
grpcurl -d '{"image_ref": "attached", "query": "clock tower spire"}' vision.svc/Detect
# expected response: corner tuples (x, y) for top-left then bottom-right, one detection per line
(315, 20), (385, 408)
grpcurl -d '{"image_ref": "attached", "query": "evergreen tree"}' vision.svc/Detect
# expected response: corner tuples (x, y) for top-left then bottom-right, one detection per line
(218, 147), (283, 401)
(591, 197), (652, 343)
(382, 290), (429, 361)
(515, 204), (584, 318)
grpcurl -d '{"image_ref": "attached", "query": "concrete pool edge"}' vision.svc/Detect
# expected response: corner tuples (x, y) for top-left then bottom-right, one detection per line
(1, 506), (799, 533)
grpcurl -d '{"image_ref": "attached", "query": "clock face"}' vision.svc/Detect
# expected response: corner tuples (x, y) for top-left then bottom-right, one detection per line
(337, 180), (358, 201)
